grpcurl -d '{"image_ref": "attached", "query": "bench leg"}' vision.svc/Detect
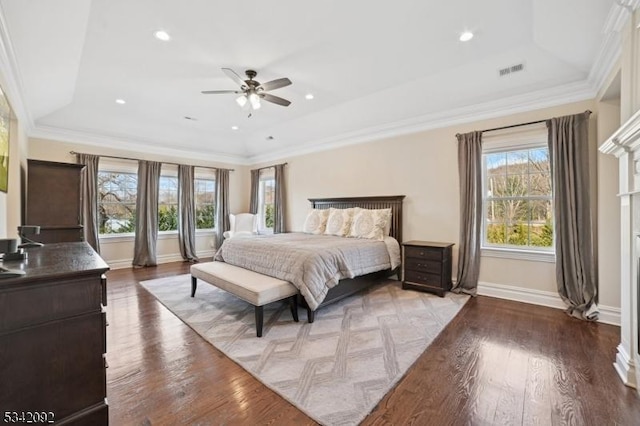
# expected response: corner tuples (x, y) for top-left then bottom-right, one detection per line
(255, 305), (264, 337)
(191, 276), (197, 297)
(288, 296), (299, 322)
(307, 307), (315, 323)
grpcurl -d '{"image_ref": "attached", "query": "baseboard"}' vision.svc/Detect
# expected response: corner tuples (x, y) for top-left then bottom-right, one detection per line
(106, 250), (216, 270)
(477, 281), (621, 326)
(614, 344), (638, 389)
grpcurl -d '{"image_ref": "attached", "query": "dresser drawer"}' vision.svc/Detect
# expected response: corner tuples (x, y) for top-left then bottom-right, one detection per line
(0, 312), (107, 418)
(405, 257), (441, 274)
(0, 277), (103, 332)
(404, 245), (443, 261)
(404, 270), (442, 286)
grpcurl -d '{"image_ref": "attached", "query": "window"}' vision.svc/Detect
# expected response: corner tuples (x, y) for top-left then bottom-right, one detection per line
(483, 146), (553, 253)
(158, 175), (178, 231)
(258, 170), (275, 232)
(483, 147), (553, 250)
(98, 162), (216, 236)
(194, 178), (215, 229)
(98, 171), (137, 234)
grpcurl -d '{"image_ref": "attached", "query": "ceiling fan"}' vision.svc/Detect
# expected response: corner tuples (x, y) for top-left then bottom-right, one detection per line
(202, 68), (292, 110)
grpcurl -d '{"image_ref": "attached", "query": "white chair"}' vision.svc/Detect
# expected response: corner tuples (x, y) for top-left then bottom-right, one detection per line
(223, 213), (259, 239)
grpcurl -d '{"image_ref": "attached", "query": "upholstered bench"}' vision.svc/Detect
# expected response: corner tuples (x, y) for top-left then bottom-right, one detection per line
(190, 261), (299, 337)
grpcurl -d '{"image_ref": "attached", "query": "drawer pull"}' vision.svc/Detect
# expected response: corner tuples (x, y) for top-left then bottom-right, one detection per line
(419, 252), (424, 256)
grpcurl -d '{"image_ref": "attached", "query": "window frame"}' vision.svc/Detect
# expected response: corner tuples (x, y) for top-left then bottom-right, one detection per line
(194, 169), (216, 232)
(97, 159), (139, 239)
(257, 169), (275, 234)
(157, 170), (179, 234)
(480, 125), (555, 263)
(97, 161), (218, 243)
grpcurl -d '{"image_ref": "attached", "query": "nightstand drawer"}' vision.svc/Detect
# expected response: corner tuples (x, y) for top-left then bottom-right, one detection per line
(404, 270), (441, 286)
(404, 246), (442, 261)
(402, 241), (454, 297)
(405, 257), (441, 274)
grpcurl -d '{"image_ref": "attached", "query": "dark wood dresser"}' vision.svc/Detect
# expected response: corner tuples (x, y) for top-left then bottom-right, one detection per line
(0, 243), (109, 425)
(26, 159), (85, 244)
(402, 241), (454, 297)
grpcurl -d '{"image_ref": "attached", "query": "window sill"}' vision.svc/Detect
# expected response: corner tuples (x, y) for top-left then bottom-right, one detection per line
(99, 233), (135, 244)
(481, 247), (555, 263)
(100, 229), (216, 244)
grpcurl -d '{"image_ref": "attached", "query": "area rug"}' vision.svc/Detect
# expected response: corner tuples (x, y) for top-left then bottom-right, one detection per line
(140, 274), (468, 425)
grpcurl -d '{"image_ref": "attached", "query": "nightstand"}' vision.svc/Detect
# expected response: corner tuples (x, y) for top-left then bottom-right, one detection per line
(402, 241), (454, 297)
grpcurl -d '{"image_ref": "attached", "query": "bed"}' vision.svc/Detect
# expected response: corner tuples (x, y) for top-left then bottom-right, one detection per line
(215, 195), (405, 321)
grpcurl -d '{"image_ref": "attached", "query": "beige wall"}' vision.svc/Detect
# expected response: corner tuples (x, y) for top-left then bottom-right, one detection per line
(266, 99), (608, 303)
(25, 98), (616, 309)
(0, 87), (26, 239)
(28, 137), (249, 266)
(597, 96), (622, 309)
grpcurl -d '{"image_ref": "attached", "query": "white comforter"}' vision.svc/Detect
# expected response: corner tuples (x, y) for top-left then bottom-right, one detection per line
(214, 233), (400, 310)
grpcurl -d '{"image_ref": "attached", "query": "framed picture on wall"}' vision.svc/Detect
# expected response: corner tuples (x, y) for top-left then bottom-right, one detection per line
(0, 85), (11, 193)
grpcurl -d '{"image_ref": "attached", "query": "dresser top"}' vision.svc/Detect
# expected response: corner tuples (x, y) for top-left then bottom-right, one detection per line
(402, 240), (454, 248)
(0, 242), (109, 287)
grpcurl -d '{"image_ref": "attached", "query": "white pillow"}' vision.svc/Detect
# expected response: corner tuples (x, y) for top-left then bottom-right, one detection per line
(324, 208), (356, 237)
(302, 209), (329, 234)
(349, 208), (391, 241)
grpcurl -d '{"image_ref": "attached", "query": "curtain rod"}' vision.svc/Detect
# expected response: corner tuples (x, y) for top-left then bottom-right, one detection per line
(253, 162), (288, 172)
(455, 110), (592, 138)
(70, 151), (234, 172)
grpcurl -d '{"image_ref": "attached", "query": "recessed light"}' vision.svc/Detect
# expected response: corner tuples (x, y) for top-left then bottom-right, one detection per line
(154, 30), (171, 41)
(266, 136), (274, 140)
(115, 99), (126, 104)
(459, 31), (474, 42)
(231, 126), (239, 130)
(305, 93), (314, 100)
(184, 116), (197, 121)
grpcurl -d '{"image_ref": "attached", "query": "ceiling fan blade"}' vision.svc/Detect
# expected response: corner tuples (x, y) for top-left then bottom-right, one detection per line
(258, 77), (292, 92)
(261, 93), (291, 107)
(201, 90), (242, 94)
(222, 68), (247, 88)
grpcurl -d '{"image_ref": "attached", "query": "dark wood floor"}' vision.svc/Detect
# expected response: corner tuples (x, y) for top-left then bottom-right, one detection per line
(106, 262), (640, 425)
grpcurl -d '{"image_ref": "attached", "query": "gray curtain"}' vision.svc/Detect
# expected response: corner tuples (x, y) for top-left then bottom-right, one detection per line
(249, 169), (260, 214)
(274, 164), (286, 233)
(132, 161), (161, 267)
(178, 165), (198, 262)
(547, 111), (598, 321)
(76, 153), (101, 253)
(215, 169), (230, 247)
(453, 131), (483, 295)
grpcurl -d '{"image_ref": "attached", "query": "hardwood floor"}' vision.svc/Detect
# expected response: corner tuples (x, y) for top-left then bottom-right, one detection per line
(106, 262), (640, 425)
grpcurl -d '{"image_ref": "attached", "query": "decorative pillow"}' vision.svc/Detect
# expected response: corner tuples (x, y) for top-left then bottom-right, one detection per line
(302, 209), (329, 234)
(324, 208), (356, 237)
(348, 208), (391, 241)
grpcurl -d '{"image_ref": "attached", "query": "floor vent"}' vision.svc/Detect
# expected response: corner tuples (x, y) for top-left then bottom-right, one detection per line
(499, 63), (525, 76)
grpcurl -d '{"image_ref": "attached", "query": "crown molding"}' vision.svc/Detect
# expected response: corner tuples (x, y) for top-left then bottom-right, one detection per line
(1, 1), (625, 168)
(248, 80), (596, 164)
(0, 2), (33, 128)
(30, 124), (250, 166)
(604, 0), (640, 32)
(588, 27), (622, 94)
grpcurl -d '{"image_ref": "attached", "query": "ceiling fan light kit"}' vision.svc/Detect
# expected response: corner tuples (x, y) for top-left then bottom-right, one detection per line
(202, 68), (292, 112)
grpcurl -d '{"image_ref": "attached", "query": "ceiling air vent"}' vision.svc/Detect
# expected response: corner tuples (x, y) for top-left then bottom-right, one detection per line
(498, 63), (525, 77)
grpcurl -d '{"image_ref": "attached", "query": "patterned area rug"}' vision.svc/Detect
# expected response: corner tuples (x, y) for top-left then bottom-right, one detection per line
(140, 274), (468, 425)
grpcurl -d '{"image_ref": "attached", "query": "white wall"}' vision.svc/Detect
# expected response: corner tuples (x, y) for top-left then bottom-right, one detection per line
(28, 137), (249, 267)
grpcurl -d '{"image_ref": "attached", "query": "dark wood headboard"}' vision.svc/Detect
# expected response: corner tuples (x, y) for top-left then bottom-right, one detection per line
(308, 195), (405, 243)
